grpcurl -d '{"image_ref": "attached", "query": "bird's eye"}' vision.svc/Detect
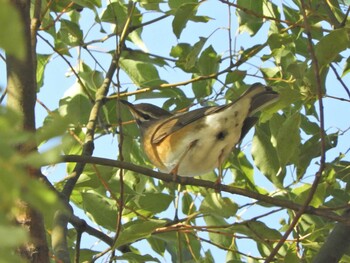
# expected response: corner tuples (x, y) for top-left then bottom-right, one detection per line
(142, 114), (151, 121)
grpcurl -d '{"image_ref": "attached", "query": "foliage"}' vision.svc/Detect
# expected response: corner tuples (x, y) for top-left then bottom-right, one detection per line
(1, 0), (350, 262)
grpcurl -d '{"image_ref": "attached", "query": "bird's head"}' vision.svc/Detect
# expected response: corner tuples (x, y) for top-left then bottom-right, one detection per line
(121, 100), (173, 133)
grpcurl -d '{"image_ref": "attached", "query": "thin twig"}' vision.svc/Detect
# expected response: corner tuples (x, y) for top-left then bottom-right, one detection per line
(196, 235), (265, 261)
(325, 94), (350, 103)
(128, 14), (170, 33)
(37, 33), (95, 102)
(330, 63), (350, 99)
(0, 88), (7, 104)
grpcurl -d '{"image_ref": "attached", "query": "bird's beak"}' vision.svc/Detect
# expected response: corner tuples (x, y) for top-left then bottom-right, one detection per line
(120, 100), (141, 119)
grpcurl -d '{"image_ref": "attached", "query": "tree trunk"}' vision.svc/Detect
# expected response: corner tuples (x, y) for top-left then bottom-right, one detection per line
(6, 0), (49, 262)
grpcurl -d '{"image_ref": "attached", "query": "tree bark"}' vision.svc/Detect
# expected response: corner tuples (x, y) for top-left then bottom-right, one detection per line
(6, 0), (49, 262)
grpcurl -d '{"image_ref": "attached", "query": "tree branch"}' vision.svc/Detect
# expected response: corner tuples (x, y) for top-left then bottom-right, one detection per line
(58, 155), (348, 223)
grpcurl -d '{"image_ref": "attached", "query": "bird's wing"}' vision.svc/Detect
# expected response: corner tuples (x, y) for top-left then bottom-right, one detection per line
(151, 83), (279, 144)
(151, 105), (225, 144)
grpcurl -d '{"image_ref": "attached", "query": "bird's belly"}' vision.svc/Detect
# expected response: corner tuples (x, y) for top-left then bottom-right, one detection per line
(168, 138), (232, 176)
(159, 109), (247, 177)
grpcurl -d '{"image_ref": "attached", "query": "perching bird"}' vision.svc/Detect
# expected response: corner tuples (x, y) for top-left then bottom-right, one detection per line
(122, 83), (279, 180)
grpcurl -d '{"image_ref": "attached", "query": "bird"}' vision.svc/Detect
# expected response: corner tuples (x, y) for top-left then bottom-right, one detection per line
(122, 83), (279, 182)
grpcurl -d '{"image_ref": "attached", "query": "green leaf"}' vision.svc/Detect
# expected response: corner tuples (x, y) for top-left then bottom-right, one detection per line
(101, 2), (127, 24)
(75, 165), (115, 189)
(191, 45), (220, 98)
(252, 124), (283, 187)
(191, 77), (212, 99)
(36, 54), (51, 90)
(237, 0), (263, 36)
(228, 149), (258, 191)
(172, 3), (198, 38)
(230, 220), (282, 242)
(78, 66), (104, 95)
(58, 19), (83, 46)
(169, 0), (196, 9)
(101, 2), (141, 34)
(181, 192), (195, 215)
(199, 52), (217, 76)
(300, 114), (320, 135)
(72, 0), (101, 9)
(225, 70), (247, 84)
(170, 37), (207, 72)
(113, 219), (167, 248)
(120, 57), (167, 87)
(276, 113), (301, 167)
(0, 0), (25, 59)
(342, 56), (350, 77)
(297, 133), (338, 178)
(315, 28), (350, 69)
(37, 114), (70, 145)
(138, 0), (162, 11)
(122, 50), (168, 67)
(81, 191), (118, 231)
(0, 225), (27, 247)
(186, 37), (207, 70)
(116, 252), (160, 263)
(199, 193), (238, 218)
(58, 89), (92, 125)
(292, 183), (327, 207)
(147, 236), (166, 256)
(136, 193), (173, 213)
(203, 215), (232, 247)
